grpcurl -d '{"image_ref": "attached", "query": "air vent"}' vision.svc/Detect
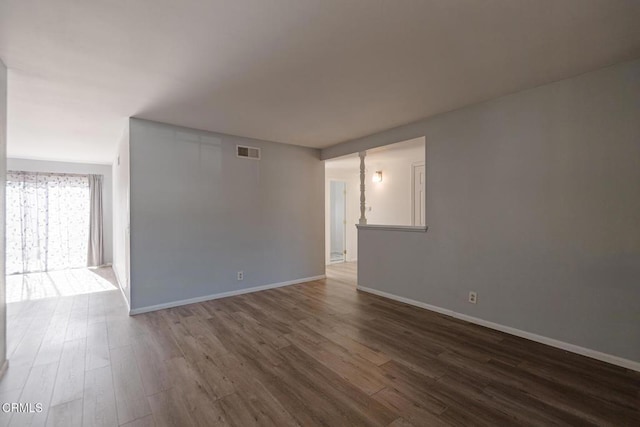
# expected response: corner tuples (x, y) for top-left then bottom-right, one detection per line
(236, 145), (261, 160)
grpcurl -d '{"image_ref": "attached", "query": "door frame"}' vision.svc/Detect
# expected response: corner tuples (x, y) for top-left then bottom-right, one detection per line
(411, 161), (426, 226)
(329, 179), (348, 264)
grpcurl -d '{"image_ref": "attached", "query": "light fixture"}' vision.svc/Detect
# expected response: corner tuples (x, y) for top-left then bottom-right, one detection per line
(372, 171), (383, 183)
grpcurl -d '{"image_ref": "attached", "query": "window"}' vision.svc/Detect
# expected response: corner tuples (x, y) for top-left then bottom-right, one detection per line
(6, 171), (91, 274)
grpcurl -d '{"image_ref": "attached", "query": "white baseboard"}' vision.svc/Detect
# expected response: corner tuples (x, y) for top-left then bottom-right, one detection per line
(130, 275), (326, 315)
(0, 360), (8, 381)
(119, 285), (131, 314)
(89, 263), (113, 269)
(357, 285), (640, 372)
(111, 266), (131, 313)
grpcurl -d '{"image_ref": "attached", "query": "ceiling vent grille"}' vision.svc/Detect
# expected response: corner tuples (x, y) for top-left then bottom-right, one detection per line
(236, 145), (261, 160)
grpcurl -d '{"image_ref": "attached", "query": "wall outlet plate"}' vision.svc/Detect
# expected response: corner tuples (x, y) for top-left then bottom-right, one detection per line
(468, 291), (477, 304)
(237, 271), (244, 281)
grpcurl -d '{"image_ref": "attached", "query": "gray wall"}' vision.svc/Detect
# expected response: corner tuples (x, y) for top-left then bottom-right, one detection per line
(0, 59), (7, 374)
(128, 119), (325, 311)
(7, 158), (113, 264)
(113, 127), (130, 305)
(330, 59), (640, 363)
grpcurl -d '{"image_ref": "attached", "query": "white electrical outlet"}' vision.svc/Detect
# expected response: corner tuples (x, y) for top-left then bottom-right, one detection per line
(237, 271), (244, 281)
(468, 291), (477, 304)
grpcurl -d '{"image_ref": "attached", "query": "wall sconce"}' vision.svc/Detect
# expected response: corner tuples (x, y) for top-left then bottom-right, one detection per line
(372, 171), (383, 183)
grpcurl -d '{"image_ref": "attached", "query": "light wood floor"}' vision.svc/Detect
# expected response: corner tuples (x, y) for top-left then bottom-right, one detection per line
(6, 268), (118, 303)
(2, 263), (639, 426)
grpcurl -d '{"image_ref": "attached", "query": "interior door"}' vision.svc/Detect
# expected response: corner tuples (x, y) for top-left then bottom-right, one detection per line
(412, 163), (426, 226)
(330, 181), (347, 263)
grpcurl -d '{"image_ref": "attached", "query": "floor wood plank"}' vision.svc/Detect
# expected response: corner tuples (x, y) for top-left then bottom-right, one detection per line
(46, 398), (83, 427)
(9, 361), (59, 427)
(50, 338), (87, 407)
(110, 345), (152, 425)
(82, 365), (118, 427)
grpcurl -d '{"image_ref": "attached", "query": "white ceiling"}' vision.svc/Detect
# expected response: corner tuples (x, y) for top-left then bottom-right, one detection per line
(1, 0), (640, 164)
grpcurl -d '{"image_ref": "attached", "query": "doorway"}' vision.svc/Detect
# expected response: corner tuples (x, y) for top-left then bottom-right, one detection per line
(329, 180), (347, 263)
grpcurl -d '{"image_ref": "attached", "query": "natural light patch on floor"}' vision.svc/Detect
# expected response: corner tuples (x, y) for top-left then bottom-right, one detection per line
(6, 267), (117, 303)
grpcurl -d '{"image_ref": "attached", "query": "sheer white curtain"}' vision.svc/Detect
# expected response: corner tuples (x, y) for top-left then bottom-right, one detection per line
(87, 174), (104, 266)
(6, 171), (91, 274)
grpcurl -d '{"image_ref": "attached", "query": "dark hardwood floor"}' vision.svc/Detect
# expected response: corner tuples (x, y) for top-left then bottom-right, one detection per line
(2, 263), (639, 426)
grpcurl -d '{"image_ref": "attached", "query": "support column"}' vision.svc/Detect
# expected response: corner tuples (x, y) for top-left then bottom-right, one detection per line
(359, 151), (367, 225)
